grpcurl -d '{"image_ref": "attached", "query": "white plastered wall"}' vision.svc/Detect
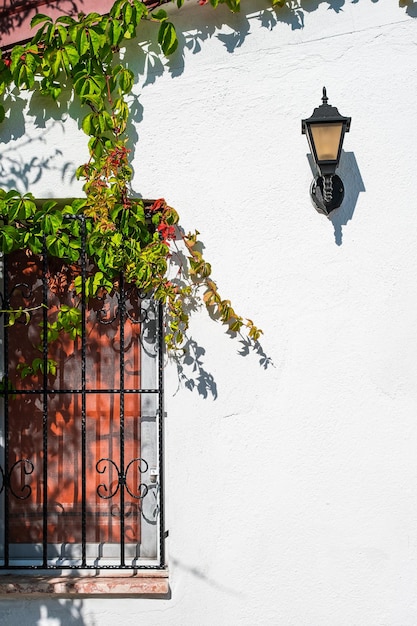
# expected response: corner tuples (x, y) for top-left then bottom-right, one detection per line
(1, 1), (417, 624)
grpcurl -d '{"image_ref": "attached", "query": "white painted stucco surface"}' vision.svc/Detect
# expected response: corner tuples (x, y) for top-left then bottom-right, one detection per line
(1, 1), (417, 624)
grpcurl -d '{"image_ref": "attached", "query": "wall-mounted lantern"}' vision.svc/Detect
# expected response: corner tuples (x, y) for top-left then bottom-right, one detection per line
(302, 87), (351, 216)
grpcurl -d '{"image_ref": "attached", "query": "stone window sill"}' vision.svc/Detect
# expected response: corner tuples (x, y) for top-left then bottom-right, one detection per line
(0, 570), (169, 596)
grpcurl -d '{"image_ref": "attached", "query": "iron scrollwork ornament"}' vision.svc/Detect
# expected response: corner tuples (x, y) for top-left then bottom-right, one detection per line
(0, 459), (35, 499)
(96, 457), (149, 500)
(95, 286), (151, 327)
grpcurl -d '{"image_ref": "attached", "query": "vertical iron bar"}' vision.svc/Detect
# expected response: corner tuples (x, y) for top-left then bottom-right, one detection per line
(3, 254), (9, 567)
(80, 217), (87, 566)
(119, 272), (125, 566)
(158, 301), (165, 567)
(42, 242), (49, 567)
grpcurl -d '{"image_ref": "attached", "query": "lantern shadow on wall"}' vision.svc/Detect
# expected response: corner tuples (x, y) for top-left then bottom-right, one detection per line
(306, 150), (365, 245)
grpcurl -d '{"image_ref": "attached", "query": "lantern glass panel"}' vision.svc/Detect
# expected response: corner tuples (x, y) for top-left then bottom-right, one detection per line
(310, 122), (343, 162)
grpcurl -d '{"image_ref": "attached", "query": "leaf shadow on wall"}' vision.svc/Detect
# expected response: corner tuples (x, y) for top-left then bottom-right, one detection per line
(161, 0), (386, 72)
(306, 151), (365, 245)
(0, 88), (81, 193)
(0, 596), (88, 626)
(38, 601), (89, 626)
(167, 232), (274, 399)
(0, 133), (72, 194)
(173, 336), (218, 399)
(401, 1), (417, 17)
(124, 0), (337, 83)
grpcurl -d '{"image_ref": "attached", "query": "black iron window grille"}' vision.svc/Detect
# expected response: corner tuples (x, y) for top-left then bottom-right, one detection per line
(0, 215), (165, 570)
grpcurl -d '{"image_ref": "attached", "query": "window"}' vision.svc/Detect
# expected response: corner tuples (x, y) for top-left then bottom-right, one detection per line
(0, 213), (165, 573)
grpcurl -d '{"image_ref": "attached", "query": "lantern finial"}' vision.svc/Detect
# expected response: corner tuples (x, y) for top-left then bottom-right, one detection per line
(322, 87), (328, 105)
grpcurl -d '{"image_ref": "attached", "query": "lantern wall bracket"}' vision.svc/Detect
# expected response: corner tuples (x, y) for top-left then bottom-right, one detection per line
(310, 174), (344, 216)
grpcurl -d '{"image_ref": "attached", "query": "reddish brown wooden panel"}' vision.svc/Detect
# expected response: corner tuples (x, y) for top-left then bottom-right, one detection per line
(6, 249), (143, 546)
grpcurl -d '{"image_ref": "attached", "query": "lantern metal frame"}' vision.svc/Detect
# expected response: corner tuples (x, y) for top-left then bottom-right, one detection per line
(302, 87), (351, 216)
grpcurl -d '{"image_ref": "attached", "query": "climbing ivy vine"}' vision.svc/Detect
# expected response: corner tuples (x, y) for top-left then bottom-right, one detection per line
(0, 0), (266, 371)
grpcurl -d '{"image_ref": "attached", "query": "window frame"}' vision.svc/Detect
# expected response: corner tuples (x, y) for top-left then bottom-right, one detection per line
(0, 205), (167, 590)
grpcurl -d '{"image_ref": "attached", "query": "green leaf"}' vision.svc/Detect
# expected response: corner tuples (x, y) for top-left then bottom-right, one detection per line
(10, 46), (25, 70)
(30, 13), (52, 28)
(119, 68), (134, 93)
(77, 29), (90, 56)
(50, 49), (62, 76)
(74, 69), (106, 99)
(23, 198), (36, 217)
(56, 15), (76, 25)
(123, 1), (133, 24)
(80, 93), (105, 110)
(32, 358), (43, 374)
(82, 113), (94, 135)
(45, 22), (54, 45)
(56, 24), (68, 45)
(61, 44), (79, 72)
(4, 190), (20, 200)
(69, 199), (87, 214)
(40, 78), (62, 100)
(158, 21), (178, 55)
(133, 0), (147, 21)
(26, 233), (43, 254)
(47, 359), (57, 376)
(123, 24), (135, 39)
(98, 110), (113, 132)
(89, 27), (105, 56)
(225, 0), (240, 11)
(8, 200), (22, 221)
(83, 12), (101, 24)
(42, 199), (58, 213)
(109, 19), (124, 46)
(45, 231), (56, 245)
(0, 225), (18, 253)
(0, 105), (5, 124)
(19, 364), (34, 379)
(110, 0), (125, 18)
(152, 9), (168, 21)
(42, 212), (62, 235)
